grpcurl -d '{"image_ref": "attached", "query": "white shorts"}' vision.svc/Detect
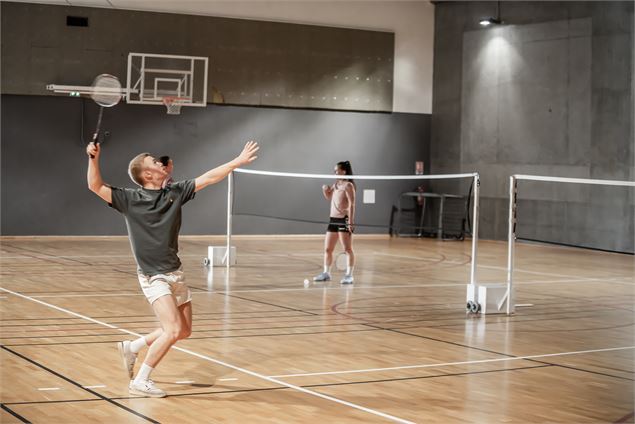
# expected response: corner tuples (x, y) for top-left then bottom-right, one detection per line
(137, 268), (192, 307)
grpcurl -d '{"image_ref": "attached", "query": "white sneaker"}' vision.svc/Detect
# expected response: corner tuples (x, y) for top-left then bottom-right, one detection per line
(129, 379), (167, 398)
(340, 274), (354, 285)
(117, 341), (137, 379)
(313, 272), (331, 282)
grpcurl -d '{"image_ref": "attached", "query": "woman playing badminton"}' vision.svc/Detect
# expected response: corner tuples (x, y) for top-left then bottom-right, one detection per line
(313, 161), (356, 284)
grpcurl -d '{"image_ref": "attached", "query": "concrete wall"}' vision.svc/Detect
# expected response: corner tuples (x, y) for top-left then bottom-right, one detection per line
(432, 1), (634, 252)
(0, 95), (430, 235)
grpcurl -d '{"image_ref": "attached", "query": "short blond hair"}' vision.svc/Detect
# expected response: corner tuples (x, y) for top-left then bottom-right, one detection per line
(128, 153), (151, 187)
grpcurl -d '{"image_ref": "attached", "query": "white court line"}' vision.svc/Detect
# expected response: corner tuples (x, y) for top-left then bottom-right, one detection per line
(83, 385), (106, 389)
(218, 378), (239, 382)
(175, 380), (195, 384)
(0, 286), (413, 424)
(23, 277), (629, 299)
(32, 293), (145, 299)
(0, 254), (203, 260)
(269, 346), (635, 379)
(37, 387), (61, 391)
(374, 252), (631, 283)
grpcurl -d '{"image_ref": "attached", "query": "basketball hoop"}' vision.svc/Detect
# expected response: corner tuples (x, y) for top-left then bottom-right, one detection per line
(162, 96), (188, 115)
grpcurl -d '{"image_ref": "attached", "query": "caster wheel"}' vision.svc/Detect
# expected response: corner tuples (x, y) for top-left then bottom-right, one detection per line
(202, 257), (210, 266)
(466, 301), (480, 313)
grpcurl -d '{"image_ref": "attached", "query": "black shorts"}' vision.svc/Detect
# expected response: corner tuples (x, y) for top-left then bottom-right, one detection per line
(327, 216), (350, 233)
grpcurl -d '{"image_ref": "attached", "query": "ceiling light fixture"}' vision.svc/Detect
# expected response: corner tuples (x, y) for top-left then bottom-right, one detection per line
(480, 1), (503, 26)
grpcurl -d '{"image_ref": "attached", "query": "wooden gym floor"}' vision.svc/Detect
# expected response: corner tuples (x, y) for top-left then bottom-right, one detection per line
(0, 235), (633, 423)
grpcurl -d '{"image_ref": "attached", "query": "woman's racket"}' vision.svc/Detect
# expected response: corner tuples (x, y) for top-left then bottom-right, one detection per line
(89, 74), (122, 157)
(335, 252), (347, 271)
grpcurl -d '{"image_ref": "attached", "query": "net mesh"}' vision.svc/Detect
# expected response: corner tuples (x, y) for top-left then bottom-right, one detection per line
(231, 169), (475, 237)
(514, 178), (634, 253)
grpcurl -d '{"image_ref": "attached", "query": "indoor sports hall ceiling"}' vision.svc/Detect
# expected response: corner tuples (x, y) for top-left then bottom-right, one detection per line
(4, 0), (430, 26)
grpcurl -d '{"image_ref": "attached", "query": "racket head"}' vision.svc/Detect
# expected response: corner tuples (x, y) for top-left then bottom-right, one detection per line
(91, 74), (122, 107)
(335, 252), (347, 271)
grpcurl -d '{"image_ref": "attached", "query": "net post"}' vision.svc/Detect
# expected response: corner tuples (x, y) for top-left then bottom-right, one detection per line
(225, 172), (234, 270)
(506, 175), (518, 315)
(469, 174), (480, 286)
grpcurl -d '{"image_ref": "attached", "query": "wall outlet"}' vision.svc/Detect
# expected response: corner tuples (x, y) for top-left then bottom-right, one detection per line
(363, 189), (375, 204)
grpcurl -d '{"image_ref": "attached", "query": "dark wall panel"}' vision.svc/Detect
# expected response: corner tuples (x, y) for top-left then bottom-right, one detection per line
(1, 95), (430, 235)
(1, 2), (394, 112)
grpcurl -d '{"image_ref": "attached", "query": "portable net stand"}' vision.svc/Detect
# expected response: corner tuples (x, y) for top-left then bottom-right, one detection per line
(212, 168), (482, 300)
(495, 174), (635, 316)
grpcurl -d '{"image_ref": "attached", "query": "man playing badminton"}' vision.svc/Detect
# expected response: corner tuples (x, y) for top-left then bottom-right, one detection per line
(86, 140), (259, 397)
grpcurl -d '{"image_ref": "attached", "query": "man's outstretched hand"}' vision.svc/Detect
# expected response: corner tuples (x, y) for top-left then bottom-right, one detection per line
(235, 141), (259, 167)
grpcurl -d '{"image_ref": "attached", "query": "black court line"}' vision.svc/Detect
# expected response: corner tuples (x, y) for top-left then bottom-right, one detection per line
(0, 309), (298, 321)
(1, 404), (31, 423)
(4, 323), (633, 379)
(4, 311), (625, 337)
(330, 297), (635, 381)
(430, 321), (635, 334)
(1, 346), (159, 423)
(1, 328), (382, 346)
(4, 297), (631, 326)
(2, 244), (104, 269)
(301, 364), (555, 389)
(2, 243), (138, 277)
(614, 411), (634, 423)
(0, 313), (314, 327)
(367, 325), (635, 382)
(397, 315), (635, 333)
(0, 245), (71, 267)
(0, 321), (375, 339)
(4, 289), (141, 295)
(221, 293), (318, 316)
(0, 364), (554, 406)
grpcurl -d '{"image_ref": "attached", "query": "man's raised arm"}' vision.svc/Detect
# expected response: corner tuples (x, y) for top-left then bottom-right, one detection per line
(194, 141), (259, 192)
(86, 142), (112, 203)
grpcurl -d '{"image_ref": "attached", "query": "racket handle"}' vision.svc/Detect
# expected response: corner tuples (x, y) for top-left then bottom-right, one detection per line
(89, 140), (97, 159)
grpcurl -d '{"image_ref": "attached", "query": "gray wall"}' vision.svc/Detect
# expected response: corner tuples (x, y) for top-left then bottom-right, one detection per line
(1, 2), (394, 112)
(432, 1), (634, 252)
(0, 95), (430, 235)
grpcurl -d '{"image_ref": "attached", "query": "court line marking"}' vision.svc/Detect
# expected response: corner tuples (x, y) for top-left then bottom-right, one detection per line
(22, 277), (632, 298)
(175, 381), (195, 384)
(37, 387), (61, 391)
(374, 252), (633, 283)
(0, 254), (204, 260)
(268, 346), (635, 378)
(218, 378), (238, 381)
(0, 286), (414, 424)
(83, 385), (106, 389)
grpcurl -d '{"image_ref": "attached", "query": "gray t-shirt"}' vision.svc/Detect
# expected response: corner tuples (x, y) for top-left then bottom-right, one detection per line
(109, 179), (196, 276)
